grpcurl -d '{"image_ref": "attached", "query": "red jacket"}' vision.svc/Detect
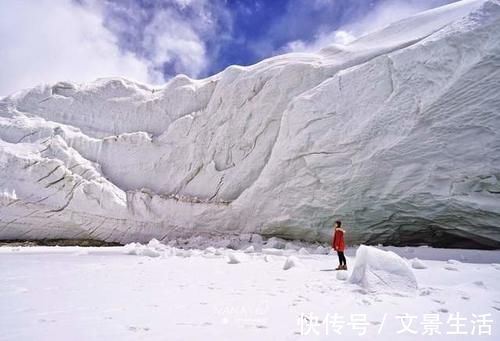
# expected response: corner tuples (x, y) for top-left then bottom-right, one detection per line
(332, 228), (345, 252)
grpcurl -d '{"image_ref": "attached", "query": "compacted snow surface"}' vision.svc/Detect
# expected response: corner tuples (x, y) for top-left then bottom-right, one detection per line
(1, 243), (499, 340)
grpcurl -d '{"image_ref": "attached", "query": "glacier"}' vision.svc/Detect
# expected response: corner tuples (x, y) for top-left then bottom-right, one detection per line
(1, 0), (499, 248)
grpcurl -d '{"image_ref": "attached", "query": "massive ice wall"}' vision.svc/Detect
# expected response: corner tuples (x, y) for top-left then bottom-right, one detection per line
(1, 0), (499, 248)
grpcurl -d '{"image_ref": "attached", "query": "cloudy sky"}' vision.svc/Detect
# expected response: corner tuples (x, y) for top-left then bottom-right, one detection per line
(0, 0), (456, 95)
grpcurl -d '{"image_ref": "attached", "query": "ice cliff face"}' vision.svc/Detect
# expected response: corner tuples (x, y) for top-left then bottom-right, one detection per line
(1, 0), (499, 248)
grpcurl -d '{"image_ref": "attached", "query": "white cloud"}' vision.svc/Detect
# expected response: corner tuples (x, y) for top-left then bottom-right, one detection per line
(0, 0), (161, 96)
(285, 30), (356, 53)
(94, 0), (231, 79)
(141, 8), (208, 78)
(285, 0), (451, 53)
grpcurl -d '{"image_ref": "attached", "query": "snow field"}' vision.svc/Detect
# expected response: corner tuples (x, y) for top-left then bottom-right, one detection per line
(1, 241), (499, 340)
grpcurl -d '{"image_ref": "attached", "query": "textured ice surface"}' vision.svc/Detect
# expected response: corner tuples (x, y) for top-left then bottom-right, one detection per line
(0, 0), (499, 248)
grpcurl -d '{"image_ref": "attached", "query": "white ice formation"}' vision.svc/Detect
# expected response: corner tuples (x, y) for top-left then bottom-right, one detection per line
(1, 0), (499, 248)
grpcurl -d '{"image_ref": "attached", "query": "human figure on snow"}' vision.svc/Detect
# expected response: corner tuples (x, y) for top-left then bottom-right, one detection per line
(332, 220), (347, 270)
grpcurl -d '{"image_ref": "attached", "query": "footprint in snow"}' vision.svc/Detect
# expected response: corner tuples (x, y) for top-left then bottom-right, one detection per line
(297, 295), (310, 302)
(473, 280), (487, 289)
(419, 287), (439, 296)
(359, 298), (372, 306)
(351, 288), (368, 295)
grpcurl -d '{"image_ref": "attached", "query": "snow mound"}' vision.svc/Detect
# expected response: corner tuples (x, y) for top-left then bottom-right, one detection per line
(444, 259), (462, 271)
(204, 246), (216, 254)
(227, 252), (241, 264)
(283, 256), (301, 270)
(124, 243), (162, 258)
(349, 245), (418, 293)
(141, 247), (162, 258)
(411, 258), (427, 269)
(298, 247), (309, 255)
(124, 242), (141, 255)
(147, 238), (167, 251)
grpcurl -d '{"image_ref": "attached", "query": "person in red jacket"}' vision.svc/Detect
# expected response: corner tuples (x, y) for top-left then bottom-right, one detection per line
(332, 220), (347, 270)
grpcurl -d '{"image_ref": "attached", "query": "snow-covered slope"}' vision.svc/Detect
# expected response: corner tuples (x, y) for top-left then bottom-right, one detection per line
(1, 0), (499, 248)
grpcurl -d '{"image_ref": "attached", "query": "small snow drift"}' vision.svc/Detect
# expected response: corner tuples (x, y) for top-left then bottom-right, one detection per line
(283, 256), (301, 270)
(227, 252), (241, 264)
(124, 242), (162, 257)
(349, 245), (418, 293)
(411, 258), (427, 269)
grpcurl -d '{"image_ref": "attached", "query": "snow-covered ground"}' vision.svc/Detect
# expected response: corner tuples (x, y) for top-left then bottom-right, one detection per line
(1, 243), (499, 340)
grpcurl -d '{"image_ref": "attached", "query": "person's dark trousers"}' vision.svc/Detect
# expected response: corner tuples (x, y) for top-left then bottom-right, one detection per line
(337, 251), (346, 266)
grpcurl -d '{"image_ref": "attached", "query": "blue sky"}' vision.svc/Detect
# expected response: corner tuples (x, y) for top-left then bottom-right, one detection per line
(0, 0), (455, 95)
(100, 0), (454, 78)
